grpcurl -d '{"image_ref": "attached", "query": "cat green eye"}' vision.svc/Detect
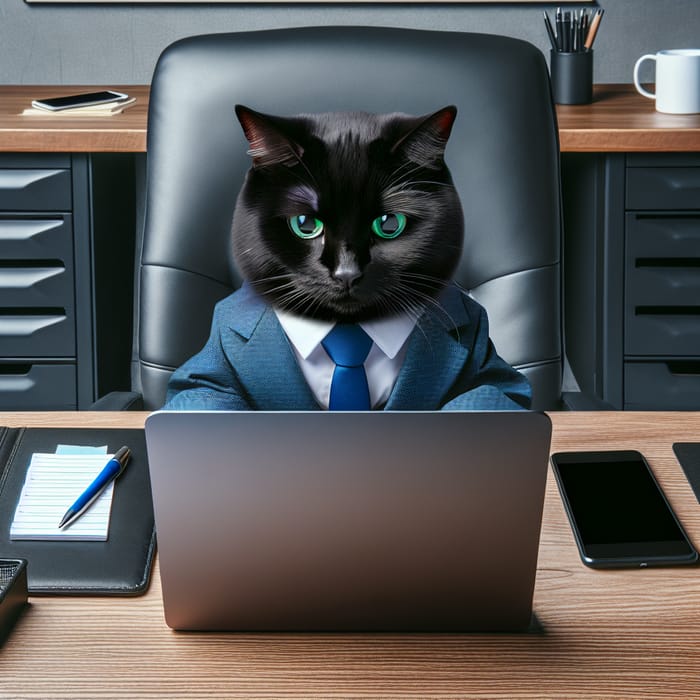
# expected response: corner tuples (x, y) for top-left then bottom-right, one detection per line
(288, 215), (324, 239)
(372, 213), (407, 239)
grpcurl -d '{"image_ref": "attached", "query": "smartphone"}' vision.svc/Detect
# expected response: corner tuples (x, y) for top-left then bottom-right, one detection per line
(31, 90), (128, 112)
(551, 450), (698, 569)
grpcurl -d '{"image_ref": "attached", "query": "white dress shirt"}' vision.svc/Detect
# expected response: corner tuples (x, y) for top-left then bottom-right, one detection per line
(273, 308), (416, 409)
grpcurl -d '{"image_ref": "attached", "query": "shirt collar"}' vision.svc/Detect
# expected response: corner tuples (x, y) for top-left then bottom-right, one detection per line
(274, 308), (333, 360)
(274, 307), (417, 360)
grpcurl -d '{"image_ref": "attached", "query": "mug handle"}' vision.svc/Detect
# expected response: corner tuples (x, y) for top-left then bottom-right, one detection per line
(634, 54), (657, 99)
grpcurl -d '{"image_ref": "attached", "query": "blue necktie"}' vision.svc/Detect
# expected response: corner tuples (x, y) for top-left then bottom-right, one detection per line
(322, 324), (373, 410)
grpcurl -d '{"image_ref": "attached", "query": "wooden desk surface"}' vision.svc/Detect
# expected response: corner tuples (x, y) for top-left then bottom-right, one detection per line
(1, 411), (699, 699)
(1, 84), (700, 153)
(0, 86), (149, 153)
(558, 84), (700, 152)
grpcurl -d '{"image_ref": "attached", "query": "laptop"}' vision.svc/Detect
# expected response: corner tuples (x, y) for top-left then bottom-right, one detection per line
(145, 410), (552, 632)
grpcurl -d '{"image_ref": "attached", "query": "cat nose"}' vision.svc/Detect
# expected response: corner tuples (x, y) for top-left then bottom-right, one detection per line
(332, 263), (362, 288)
(332, 249), (363, 288)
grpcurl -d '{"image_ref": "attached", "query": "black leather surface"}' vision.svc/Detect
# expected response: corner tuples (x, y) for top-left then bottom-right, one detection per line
(673, 443), (700, 504)
(0, 427), (154, 595)
(137, 26), (562, 410)
(90, 391), (144, 411)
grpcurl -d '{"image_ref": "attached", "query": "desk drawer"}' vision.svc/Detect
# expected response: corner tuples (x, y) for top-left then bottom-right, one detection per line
(0, 363), (76, 410)
(0, 308), (74, 357)
(0, 216), (72, 259)
(0, 168), (72, 211)
(626, 213), (700, 258)
(625, 214), (700, 355)
(625, 308), (700, 356)
(627, 168), (700, 210)
(625, 361), (700, 410)
(0, 263), (74, 308)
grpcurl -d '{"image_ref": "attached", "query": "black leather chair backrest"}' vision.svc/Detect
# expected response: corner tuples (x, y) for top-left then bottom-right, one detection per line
(137, 26), (561, 410)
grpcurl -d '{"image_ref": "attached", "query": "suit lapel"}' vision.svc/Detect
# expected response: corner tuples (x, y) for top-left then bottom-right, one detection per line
(220, 283), (471, 411)
(224, 286), (320, 410)
(385, 286), (471, 410)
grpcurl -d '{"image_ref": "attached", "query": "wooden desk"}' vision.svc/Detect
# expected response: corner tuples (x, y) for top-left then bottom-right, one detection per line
(558, 84), (700, 152)
(1, 411), (699, 699)
(2, 84), (700, 153)
(0, 86), (149, 152)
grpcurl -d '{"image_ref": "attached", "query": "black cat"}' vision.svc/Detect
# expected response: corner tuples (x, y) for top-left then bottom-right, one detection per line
(232, 104), (463, 323)
(163, 105), (531, 411)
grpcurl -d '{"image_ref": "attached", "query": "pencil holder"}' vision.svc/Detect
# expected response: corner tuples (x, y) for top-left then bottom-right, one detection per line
(0, 559), (28, 643)
(550, 50), (593, 105)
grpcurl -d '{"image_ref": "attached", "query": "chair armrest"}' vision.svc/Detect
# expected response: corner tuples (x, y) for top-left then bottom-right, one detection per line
(90, 391), (144, 411)
(561, 391), (615, 411)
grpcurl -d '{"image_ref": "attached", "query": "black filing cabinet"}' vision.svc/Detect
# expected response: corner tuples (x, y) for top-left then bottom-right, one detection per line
(564, 153), (700, 409)
(0, 154), (93, 409)
(0, 154), (90, 410)
(624, 155), (700, 409)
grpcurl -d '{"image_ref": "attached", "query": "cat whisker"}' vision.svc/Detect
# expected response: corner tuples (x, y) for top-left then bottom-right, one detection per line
(252, 274), (295, 289)
(396, 179), (452, 190)
(379, 292), (423, 323)
(393, 280), (460, 336)
(378, 289), (434, 348)
(447, 279), (470, 297)
(249, 274), (303, 300)
(399, 270), (447, 284)
(287, 295), (318, 318)
(384, 159), (425, 187)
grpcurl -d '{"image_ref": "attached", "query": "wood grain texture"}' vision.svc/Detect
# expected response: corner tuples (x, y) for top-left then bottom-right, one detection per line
(557, 84), (700, 152)
(2, 85), (700, 153)
(1, 411), (699, 698)
(0, 86), (149, 152)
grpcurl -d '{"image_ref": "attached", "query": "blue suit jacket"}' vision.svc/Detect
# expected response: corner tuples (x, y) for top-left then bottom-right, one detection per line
(164, 284), (531, 411)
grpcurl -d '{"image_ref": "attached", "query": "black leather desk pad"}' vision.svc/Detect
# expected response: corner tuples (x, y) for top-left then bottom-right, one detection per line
(0, 427), (154, 595)
(673, 443), (700, 505)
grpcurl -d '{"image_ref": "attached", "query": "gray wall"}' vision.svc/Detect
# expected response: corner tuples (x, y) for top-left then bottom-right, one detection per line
(1, 0), (698, 85)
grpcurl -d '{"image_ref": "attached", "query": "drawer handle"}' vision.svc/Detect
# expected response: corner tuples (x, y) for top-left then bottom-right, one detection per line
(635, 305), (700, 316)
(0, 308), (66, 336)
(0, 261), (65, 290)
(0, 364), (31, 375)
(0, 220), (64, 241)
(636, 258), (700, 268)
(0, 375), (34, 392)
(666, 174), (700, 191)
(0, 364), (34, 391)
(635, 214), (700, 221)
(0, 267), (65, 289)
(0, 170), (65, 191)
(666, 361), (700, 376)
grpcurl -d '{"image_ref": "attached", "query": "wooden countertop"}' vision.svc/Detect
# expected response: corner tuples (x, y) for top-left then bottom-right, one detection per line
(1, 411), (700, 699)
(1, 84), (700, 153)
(557, 84), (700, 152)
(0, 85), (149, 153)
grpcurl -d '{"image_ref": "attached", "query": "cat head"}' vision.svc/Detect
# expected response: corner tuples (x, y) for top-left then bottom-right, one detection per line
(231, 104), (464, 323)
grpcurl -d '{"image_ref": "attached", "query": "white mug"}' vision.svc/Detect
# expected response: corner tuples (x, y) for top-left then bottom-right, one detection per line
(634, 49), (700, 114)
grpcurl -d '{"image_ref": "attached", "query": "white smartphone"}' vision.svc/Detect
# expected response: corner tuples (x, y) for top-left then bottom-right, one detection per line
(31, 90), (129, 112)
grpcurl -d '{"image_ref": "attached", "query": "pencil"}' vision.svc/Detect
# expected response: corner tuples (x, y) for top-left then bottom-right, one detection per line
(544, 11), (559, 51)
(584, 8), (604, 51)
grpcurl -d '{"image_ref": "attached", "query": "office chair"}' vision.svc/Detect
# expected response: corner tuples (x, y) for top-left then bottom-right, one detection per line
(97, 26), (570, 412)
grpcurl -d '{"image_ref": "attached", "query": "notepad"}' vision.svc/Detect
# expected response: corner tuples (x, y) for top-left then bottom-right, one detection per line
(10, 452), (116, 541)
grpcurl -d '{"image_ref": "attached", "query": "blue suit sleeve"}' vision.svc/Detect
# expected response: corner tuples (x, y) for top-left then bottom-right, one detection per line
(441, 303), (532, 411)
(163, 305), (253, 411)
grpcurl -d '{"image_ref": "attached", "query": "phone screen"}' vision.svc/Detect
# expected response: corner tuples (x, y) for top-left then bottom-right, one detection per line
(551, 451), (697, 567)
(32, 91), (126, 110)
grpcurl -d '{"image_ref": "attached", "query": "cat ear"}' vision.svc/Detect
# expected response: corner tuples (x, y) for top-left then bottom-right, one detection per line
(390, 106), (457, 169)
(235, 105), (304, 169)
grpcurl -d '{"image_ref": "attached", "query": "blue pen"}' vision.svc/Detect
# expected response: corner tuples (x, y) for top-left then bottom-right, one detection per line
(58, 446), (131, 529)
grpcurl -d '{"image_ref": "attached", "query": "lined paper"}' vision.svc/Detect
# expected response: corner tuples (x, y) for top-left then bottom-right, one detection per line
(10, 452), (115, 541)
